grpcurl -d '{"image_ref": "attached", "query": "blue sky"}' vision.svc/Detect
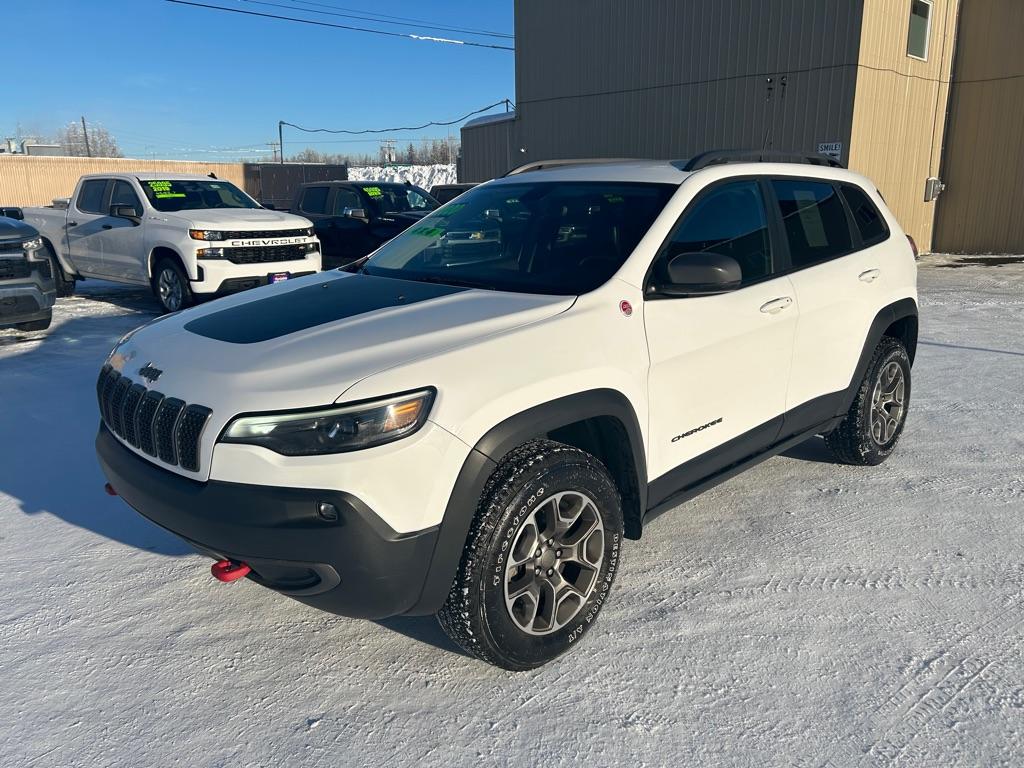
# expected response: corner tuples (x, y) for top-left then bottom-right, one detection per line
(6, 0), (514, 161)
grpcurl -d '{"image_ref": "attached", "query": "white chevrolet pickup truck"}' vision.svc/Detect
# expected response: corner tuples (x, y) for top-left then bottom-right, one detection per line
(24, 173), (321, 312)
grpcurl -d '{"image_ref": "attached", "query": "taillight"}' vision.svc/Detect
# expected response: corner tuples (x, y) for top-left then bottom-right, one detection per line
(906, 235), (919, 258)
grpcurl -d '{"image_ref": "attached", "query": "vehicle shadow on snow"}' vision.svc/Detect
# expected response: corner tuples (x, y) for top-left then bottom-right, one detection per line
(374, 616), (471, 657)
(779, 436), (837, 464)
(0, 313), (191, 556)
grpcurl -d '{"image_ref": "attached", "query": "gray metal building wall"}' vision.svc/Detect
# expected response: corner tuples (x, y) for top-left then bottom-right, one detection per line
(462, 0), (865, 181)
(460, 114), (517, 183)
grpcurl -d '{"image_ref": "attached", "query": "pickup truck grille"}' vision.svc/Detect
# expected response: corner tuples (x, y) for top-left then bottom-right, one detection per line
(96, 364), (212, 473)
(221, 228), (310, 240)
(0, 256), (31, 280)
(224, 244), (310, 264)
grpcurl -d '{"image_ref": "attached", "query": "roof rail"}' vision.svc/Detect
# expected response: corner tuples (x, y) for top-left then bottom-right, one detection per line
(504, 158), (639, 176)
(676, 150), (845, 172)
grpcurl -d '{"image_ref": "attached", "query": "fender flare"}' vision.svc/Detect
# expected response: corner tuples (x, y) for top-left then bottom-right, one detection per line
(838, 297), (919, 416)
(406, 389), (646, 615)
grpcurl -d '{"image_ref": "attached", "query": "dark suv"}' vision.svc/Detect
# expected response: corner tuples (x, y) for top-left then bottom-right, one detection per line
(290, 181), (439, 268)
(0, 213), (56, 332)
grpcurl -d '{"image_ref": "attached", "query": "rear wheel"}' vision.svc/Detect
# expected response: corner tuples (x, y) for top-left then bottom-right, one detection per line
(825, 336), (911, 465)
(438, 440), (623, 670)
(153, 258), (193, 313)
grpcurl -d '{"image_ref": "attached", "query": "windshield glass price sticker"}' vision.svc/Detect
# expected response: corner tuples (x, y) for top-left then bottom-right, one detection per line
(363, 186), (384, 198)
(147, 180), (186, 199)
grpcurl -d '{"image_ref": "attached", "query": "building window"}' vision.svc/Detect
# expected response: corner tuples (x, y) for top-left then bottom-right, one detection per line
(906, 0), (932, 61)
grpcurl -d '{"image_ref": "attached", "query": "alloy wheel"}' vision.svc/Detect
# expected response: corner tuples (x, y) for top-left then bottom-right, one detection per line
(870, 361), (906, 445)
(157, 267), (183, 312)
(504, 490), (605, 635)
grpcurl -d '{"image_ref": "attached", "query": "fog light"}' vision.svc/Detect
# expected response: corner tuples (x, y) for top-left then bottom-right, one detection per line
(317, 501), (339, 521)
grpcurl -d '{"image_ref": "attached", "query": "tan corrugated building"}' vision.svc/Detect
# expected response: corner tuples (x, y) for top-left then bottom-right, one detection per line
(462, 0), (1024, 253)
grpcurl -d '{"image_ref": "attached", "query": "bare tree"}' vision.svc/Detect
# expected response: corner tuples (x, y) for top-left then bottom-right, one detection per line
(55, 121), (122, 158)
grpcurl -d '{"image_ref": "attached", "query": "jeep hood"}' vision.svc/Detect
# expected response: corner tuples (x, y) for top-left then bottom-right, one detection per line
(109, 271), (573, 417)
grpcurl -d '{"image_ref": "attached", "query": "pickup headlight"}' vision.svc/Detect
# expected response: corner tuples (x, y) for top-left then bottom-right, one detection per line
(22, 237), (43, 252)
(220, 389), (435, 456)
(189, 229), (224, 241)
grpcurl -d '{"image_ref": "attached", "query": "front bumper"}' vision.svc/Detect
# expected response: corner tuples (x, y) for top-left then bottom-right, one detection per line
(96, 424), (439, 619)
(0, 283), (56, 324)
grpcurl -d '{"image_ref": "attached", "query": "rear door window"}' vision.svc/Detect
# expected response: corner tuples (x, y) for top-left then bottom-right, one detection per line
(300, 186), (329, 214)
(771, 179), (852, 269)
(663, 180), (773, 285)
(77, 179), (109, 214)
(839, 184), (889, 247)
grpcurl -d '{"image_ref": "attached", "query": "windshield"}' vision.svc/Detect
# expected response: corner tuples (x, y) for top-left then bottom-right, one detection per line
(361, 181), (674, 295)
(141, 179), (260, 212)
(362, 184), (439, 215)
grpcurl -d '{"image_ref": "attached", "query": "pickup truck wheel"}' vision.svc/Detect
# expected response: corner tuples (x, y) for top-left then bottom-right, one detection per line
(15, 310), (52, 332)
(153, 259), (193, 313)
(42, 245), (75, 297)
(438, 439), (623, 670)
(825, 336), (911, 465)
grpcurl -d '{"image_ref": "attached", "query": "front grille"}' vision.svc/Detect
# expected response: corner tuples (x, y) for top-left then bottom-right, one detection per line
(0, 257), (31, 280)
(223, 244), (310, 264)
(96, 365), (212, 473)
(221, 228), (310, 240)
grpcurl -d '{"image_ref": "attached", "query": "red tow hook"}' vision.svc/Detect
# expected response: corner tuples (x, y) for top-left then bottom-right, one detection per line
(211, 559), (251, 583)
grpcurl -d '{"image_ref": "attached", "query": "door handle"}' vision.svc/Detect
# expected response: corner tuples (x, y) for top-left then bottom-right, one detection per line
(760, 296), (793, 315)
(68, 221), (78, 227)
(859, 268), (881, 283)
(102, 224), (113, 230)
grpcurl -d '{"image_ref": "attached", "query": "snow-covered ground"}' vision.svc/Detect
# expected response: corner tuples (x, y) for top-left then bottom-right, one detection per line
(348, 163), (457, 189)
(1, 256), (1022, 767)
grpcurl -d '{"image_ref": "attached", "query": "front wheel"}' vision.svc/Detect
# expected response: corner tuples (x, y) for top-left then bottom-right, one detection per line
(438, 440), (623, 670)
(42, 244), (75, 297)
(825, 336), (911, 465)
(153, 258), (193, 313)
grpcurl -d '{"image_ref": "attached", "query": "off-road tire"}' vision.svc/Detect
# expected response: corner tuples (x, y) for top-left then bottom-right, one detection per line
(153, 258), (193, 313)
(438, 439), (624, 671)
(825, 336), (911, 465)
(43, 245), (75, 297)
(15, 311), (52, 332)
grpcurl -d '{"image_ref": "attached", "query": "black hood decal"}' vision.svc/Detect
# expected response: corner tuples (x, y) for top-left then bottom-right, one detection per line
(184, 274), (466, 344)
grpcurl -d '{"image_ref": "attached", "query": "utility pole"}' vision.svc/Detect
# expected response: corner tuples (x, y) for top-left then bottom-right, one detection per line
(81, 116), (92, 157)
(266, 141), (280, 163)
(278, 120), (284, 164)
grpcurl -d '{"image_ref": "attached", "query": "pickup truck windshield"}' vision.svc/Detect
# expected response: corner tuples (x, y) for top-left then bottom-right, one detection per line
(140, 179), (259, 212)
(361, 181), (675, 295)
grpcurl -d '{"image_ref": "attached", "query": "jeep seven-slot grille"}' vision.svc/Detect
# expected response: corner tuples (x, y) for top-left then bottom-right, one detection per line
(223, 244), (309, 264)
(96, 364), (212, 472)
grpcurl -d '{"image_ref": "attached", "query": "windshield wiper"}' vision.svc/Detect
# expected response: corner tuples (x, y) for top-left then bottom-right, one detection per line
(402, 273), (498, 291)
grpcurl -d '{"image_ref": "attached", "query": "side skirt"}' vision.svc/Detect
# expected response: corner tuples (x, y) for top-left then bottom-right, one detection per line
(643, 415), (842, 526)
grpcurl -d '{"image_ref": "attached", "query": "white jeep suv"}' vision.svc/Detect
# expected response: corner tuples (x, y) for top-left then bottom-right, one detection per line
(95, 153), (918, 670)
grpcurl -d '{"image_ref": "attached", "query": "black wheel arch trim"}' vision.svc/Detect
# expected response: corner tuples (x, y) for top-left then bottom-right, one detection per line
(839, 297), (918, 416)
(407, 388), (646, 615)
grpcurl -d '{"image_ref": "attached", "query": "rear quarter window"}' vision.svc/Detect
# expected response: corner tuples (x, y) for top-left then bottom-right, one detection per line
(300, 186), (329, 214)
(839, 184), (890, 246)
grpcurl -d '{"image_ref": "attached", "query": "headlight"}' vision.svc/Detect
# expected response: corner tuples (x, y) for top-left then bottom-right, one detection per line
(22, 236), (43, 252)
(304, 226), (314, 237)
(189, 229), (224, 241)
(220, 389), (435, 455)
(196, 247), (226, 259)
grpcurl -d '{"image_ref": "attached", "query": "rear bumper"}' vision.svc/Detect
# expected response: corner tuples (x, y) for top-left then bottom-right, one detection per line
(0, 283), (55, 324)
(95, 424), (439, 619)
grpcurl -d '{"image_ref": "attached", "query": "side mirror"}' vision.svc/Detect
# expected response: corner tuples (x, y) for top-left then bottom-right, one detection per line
(343, 207), (368, 222)
(660, 252), (742, 295)
(0, 206), (24, 220)
(111, 204), (142, 224)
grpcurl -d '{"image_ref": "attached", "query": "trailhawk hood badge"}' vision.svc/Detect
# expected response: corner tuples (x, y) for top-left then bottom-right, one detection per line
(138, 363), (163, 383)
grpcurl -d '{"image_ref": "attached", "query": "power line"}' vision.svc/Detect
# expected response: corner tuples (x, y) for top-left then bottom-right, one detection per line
(243, 0), (514, 40)
(281, 0), (511, 37)
(164, 0), (514, 51)
(281, 99), (513, 136)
